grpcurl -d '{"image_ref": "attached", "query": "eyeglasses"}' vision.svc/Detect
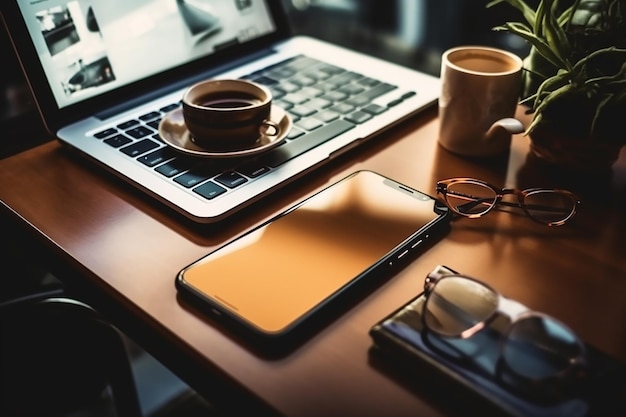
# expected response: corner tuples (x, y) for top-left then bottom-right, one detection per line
(436, 178), (581, 226)
(422, 265), (588, 383)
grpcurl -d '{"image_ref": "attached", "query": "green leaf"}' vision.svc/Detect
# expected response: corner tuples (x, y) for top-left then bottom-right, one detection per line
(534, 81), (574, 113)
(493, 22), (569, 68)
(488, 0), (626, 143)
(541, 0), (572, 61)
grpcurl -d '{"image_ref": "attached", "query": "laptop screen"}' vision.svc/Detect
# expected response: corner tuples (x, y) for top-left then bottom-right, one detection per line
(15, 0), (277, 110)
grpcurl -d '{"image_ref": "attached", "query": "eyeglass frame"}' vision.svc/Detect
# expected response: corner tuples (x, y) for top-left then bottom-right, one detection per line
(422, 265), (589, 384)
(436, 177), (581, 226)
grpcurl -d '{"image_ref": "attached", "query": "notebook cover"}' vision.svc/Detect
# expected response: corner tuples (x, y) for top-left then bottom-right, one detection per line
(369, 293), (626, 417)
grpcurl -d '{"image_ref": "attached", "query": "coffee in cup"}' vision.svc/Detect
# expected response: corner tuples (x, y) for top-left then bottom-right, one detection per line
(182, 79), (279, 148)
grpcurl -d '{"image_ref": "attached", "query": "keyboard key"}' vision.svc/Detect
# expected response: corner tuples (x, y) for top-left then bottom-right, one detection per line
(276, 81), (300, 93)
(267, 67), (296, 80)
(286, 127), (305, 140)
(237, 163), (270, 178)
(362, 103), (387, 115)
(160, 103), (180, 113)
(321, 91), (348, 102)
(345, 94), (371, 107)
(138, 147), (177, 167)
(303, 69), (332, 81)
(306, 97), (332, 110)
(345, 110), (373, 124)
(296, 117), (323, 131)
(126, 126), (153, 139)
(315, 81), (339, 92)
(215, 171), (248, 188)
(139, 111), (160, 121)
(94, 128), (117, 139)
(329, 71), (363, 85)
(354, 82), (396, 100)
(104, 134), (132, 148)
(147, 119), (161, 130)
(273, 99), (293, 111)
(299, 86), (323, 98)
(338, 84), (365, 95)
(117, 120), (139, 130)
(120, 138), (160, 157)
(250, 75), (279, 86)
(357, 77), (381, 87)
(282, 92), (309, 105)
(290, 74), (316, 87)
(290, 105), (317, 118)
(386, 91), (416, 107)
(155, 158), (195, 178)
(193, 181), (227, 200)
(329, 102), (355, 114)
(174, 170), (212, 188)
(314, 109), (341, 123)
(317, 63), (344, 75)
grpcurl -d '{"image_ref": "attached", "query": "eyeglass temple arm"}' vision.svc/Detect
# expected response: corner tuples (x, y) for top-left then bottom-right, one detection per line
(448, 191), (571, 214)
(440, 191), (496, 211)
(425, 265), (459, 288)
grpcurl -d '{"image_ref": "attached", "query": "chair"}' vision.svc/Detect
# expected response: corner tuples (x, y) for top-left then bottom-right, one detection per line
(0, 291), (143, 417)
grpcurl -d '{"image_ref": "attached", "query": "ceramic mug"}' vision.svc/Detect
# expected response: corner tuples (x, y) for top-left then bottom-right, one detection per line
(438, 46), (525, 157)
(182, 79), (279, 148)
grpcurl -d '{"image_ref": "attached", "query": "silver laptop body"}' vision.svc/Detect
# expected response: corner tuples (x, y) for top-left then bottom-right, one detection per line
(2, 0), (440, 223)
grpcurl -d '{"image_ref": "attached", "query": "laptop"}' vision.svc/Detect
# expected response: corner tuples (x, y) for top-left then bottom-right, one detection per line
(1, 0), (440, 223)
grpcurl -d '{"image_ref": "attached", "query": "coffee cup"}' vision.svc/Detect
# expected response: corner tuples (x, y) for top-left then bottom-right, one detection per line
(182, 79), (279, 148)
(438, 46), (525, 157)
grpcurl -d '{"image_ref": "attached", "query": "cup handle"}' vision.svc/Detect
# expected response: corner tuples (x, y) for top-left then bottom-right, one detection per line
(259, 119), (280, 137)
(488, 117), (525, 135)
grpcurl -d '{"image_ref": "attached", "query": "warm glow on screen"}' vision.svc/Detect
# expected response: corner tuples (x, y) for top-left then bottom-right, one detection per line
(181, 171), (441, 334)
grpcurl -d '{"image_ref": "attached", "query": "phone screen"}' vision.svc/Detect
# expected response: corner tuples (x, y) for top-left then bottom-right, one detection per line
(177, 171), (450, 338)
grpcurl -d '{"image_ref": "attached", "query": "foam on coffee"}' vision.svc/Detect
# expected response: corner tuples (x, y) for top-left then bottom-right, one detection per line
(449, 50), (519, 74)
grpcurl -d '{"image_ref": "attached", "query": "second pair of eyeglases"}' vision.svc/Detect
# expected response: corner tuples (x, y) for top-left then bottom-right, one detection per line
(422, 265), (588, 384)
(436, 178), (581, 226)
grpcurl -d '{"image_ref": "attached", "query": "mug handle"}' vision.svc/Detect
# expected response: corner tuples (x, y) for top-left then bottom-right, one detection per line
(259, 119), (280, 137)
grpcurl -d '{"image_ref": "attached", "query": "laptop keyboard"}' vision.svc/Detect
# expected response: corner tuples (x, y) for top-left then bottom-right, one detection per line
(92, 55), (416, 201)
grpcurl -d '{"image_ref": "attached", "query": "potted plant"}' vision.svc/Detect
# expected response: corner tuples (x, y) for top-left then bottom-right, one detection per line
(486, 0), (626, 172)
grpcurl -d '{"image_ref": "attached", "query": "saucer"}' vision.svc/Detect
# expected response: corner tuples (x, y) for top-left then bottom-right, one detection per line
(159, 105), (291, 158)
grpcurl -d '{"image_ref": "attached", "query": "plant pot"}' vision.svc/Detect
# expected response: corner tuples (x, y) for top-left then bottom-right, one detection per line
(529, 123), (623, 174)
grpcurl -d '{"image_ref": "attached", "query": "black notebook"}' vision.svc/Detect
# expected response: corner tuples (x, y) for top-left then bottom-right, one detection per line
(369, 293), (626, 417)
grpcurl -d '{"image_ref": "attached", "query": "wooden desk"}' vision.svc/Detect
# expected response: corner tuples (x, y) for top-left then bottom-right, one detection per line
(1, 106), (625, 416)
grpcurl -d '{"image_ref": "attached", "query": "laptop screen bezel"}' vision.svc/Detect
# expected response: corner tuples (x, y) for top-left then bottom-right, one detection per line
(0, 0), (292, 135)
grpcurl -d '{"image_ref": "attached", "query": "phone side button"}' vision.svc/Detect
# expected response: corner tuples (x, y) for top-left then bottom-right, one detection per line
(397, 249), (409, 260)
(411, 239), (424, 249)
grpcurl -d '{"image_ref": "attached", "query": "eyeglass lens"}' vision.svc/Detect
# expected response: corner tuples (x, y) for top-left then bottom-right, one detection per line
(522, 190), (576, 224)
(502, 315), (584, 380)
(443, 182), (496, 216)
(424, 276), (498, 336)
(424, 277), (584, 380)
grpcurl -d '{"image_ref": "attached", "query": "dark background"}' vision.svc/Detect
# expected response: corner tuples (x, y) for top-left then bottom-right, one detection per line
(0, 0), (531, 158)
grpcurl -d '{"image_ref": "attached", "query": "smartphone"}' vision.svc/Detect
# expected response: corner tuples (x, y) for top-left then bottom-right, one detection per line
(176, 170), (451, 349)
